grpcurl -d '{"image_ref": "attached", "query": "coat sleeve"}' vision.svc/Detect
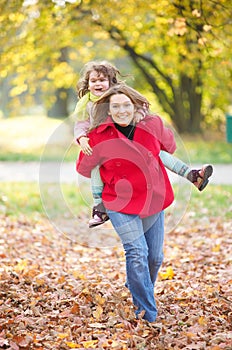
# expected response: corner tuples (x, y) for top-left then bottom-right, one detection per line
(153, 116), (176, 154)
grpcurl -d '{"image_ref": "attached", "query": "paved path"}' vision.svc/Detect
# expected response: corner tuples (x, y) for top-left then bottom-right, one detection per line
(0, 161), (231, 184)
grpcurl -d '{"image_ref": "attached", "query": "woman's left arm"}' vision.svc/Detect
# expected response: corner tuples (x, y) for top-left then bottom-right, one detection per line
(153, 116), (176, 154)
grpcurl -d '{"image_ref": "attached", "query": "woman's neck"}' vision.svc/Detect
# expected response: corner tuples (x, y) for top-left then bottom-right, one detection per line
(114, 123), (135, 140)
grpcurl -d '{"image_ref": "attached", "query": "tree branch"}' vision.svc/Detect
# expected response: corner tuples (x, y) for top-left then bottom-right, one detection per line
(107, 26), (175, 116)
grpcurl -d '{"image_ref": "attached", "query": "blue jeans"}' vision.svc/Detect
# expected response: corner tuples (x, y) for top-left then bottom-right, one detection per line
(106, 210), (164, 322)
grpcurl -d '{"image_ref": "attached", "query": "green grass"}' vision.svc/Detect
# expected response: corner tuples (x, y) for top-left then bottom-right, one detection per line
(0, 115), (78, 162)
(177, 136), (232, 164)
(0, 116), (232, 163)
(0, 182), (90, 219)
(0, 182), (231, 221)
(188, 184), (232, 220)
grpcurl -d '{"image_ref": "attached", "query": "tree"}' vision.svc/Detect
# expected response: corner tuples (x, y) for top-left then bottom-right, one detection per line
(0, 0), (126, 118)
(72, 0), (232, 133)
(1, 0), (231, 132)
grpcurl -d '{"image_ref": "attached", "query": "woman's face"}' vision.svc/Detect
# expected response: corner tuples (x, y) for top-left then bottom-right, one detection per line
(109, 93), (135, 127)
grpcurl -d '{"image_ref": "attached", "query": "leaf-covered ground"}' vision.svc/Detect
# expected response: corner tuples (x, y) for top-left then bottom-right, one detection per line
(0, 213), (231, 350)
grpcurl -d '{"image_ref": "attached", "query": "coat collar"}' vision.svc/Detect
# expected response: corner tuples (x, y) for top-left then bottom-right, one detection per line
(96, 116), (116, 133)
(95, 115), (154, 134)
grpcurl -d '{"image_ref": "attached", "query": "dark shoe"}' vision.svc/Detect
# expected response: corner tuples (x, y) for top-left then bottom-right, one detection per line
(187, 164), (213, 191)
(89, 203), (109, 228)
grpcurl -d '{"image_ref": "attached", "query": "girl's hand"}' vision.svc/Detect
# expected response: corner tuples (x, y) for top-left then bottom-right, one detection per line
(134, 104), (148, 122)
(79, 136), (93, 156)
(134, 110), (145, 122)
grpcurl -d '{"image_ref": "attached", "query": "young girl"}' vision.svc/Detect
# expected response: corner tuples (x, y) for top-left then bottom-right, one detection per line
(73, 60), (213, 228)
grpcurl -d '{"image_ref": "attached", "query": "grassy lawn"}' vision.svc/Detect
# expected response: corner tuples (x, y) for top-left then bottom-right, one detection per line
(0, 182), (89, 218)
(0, 116), (77, 161)
(0, 182), (231, 221)
(0, 115), (232, 163)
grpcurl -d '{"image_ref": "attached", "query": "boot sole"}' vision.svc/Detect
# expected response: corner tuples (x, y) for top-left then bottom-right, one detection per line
(199, 165), (213, 191)
(89, 216), (109, 228)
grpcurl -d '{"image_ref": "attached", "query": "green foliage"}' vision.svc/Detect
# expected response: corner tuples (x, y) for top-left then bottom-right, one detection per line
(0, 0), (232, 130)
(87, 0), (232, 132)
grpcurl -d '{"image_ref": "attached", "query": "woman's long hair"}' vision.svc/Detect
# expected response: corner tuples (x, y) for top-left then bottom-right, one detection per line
(91, 83), (150, 130)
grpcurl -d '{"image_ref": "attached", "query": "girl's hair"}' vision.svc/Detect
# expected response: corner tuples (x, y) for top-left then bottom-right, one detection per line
(77, 60), (124, 98)
(91, 83), (150, 129)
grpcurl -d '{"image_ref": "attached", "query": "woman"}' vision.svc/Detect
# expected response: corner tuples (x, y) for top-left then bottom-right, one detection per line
(76, 84), (176, 322)
(74, 61), (213, 228)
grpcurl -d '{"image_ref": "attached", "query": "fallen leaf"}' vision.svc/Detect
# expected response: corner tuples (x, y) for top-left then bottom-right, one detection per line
(159, 266), (174, 280)
(93, 305), (103, 320)
(82, 340), (98, 348)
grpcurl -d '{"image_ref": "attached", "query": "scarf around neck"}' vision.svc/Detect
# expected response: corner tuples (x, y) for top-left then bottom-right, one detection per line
(74, 91), (100, 121)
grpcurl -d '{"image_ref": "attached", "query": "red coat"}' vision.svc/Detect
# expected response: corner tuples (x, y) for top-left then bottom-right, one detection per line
(76, 115), (176, 218)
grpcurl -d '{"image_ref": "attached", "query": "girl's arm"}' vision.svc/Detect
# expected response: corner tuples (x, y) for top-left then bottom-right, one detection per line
(74, 119), (93, 156)
(76, 139), (100, 178)
(74, 119), (91, 143)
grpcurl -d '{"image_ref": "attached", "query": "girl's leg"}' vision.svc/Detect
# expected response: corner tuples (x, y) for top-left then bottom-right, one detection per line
(89, 166), (109, 228)
(91, 166), (104, 206)
(160, 150), (213, 191)
(159, 150), (190, 177)
(107, 210), (163, 322)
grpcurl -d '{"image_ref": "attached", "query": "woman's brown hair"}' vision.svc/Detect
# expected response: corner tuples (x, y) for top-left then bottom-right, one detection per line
(91, 83), (150, 129)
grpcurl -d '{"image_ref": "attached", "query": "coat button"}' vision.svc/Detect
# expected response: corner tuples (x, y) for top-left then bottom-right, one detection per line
(147, 184), (152, 189)
(148, 151), (153, 157)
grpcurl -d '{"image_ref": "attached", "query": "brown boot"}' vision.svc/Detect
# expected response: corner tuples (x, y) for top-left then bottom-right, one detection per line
(187, 165), (213, 191)
(89, 202), (109, 228)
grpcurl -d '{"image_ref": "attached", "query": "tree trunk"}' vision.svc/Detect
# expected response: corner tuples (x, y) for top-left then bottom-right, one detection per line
(47, 47), (70, 119)
(47, 88), (68, 118)
(0, 78), (11, 118)
(170, 74), (202, 133)
(104, 26), (204, 134)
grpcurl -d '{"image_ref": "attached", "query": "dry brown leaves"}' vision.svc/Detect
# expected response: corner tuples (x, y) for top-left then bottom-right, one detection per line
(0, 213), (231, 350)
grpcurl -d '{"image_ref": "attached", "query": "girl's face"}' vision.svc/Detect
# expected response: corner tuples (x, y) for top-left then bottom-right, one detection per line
(88, 70), (110, 96)
(109, 93), (135, 127)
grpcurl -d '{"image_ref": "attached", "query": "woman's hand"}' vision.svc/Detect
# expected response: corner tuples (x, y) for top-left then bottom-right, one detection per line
(79, 136), (93, 156)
